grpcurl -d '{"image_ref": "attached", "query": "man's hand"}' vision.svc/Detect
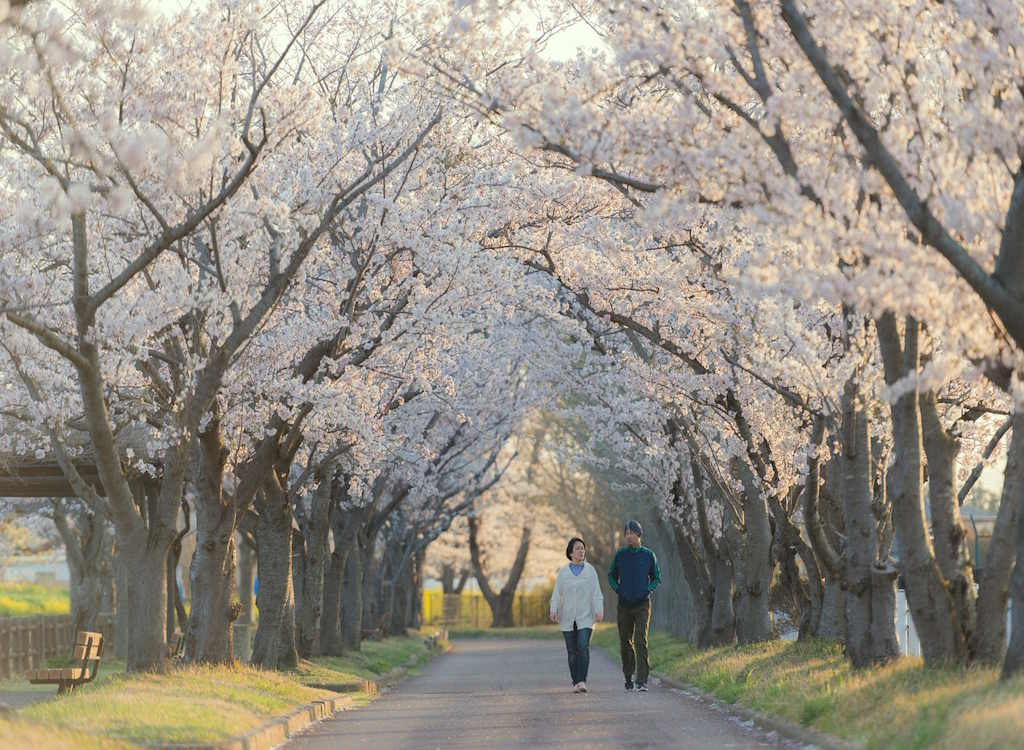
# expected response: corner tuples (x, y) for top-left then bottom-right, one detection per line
(549, 612), (558, 623)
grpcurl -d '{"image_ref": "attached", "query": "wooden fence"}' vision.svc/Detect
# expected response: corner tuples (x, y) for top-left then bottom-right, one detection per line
(0, 615), (114, 681)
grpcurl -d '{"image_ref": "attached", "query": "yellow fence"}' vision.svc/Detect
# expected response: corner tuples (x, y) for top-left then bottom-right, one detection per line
(422, 590), (550, 628)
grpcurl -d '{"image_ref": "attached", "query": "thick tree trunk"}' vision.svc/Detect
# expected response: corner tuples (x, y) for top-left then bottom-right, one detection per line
(321, 545), (346, 656)
(731, 459), (774, 643)
(113, 548), (129, 659)
(186, 420), (238, 664)
(489, 592), (517, 628)
(322, 506), (361, 656)
(250, 482), (298, 670)
(362, 542), (380, 633)
(709, 554), (737, 646)
(297, 478), (332, 658)
(840, 379), (900, 668)
(920, 392), (977, 658)
(998, 414), (1024, 677)
(341, 539), (366, 651)
(877, 314), (966, 665)
(116, 526), (172, 672)
(974, 412), (1020, 664)
(818, 579), (847, 641)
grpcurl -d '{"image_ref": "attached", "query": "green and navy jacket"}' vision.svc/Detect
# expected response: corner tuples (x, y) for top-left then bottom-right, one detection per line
(607, 545), (661, 607)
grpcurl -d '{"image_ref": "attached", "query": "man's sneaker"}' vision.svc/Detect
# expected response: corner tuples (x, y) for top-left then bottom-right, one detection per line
(572, 683), (581, 693)
(577, 682), (588, 693)
(636, 682), (648, 692)
(624, 679), (634, 691)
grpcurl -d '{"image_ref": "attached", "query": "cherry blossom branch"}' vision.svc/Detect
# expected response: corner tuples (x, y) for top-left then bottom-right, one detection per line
(779, 0), (1024, 348)
(958, 415), (1013, 506)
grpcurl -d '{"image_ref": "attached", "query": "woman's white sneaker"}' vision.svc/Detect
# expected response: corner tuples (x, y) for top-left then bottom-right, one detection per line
(577, 682), (588, 693)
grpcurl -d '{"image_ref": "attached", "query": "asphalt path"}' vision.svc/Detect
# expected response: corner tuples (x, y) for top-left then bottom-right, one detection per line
(287, 638), (804, 750)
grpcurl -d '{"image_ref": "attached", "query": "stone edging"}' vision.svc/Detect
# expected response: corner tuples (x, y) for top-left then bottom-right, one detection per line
(144, 641), (445, 750)
(653, 672), (863, 750)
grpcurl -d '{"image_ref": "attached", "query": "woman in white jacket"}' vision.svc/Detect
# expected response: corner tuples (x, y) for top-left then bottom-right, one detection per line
(549, 537), (604, 693)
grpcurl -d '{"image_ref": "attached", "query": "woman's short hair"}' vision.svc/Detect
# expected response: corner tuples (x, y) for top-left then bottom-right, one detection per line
(565, 537), (585, 560)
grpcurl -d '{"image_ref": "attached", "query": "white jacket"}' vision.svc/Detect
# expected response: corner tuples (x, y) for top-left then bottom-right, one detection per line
(549, 561), (604, 631)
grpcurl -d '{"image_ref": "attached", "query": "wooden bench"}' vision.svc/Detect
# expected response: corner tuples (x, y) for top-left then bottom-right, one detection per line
(26, 630), (104, 695)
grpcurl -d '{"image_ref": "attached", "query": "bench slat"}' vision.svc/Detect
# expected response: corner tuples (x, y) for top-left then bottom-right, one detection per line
(72, 643), (103, 660)
(75, 631), (104, 646)
(27, 666), (85, 683)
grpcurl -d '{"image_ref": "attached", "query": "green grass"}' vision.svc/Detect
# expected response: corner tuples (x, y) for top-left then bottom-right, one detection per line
(0, 583), (70, 616)
(593, 629), (1024, 750)
(5, 633), (441, 749)
(295, 632), (438, 690)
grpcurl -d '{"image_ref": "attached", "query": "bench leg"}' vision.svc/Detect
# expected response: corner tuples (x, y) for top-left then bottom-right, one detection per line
(57, 683), (74, 696)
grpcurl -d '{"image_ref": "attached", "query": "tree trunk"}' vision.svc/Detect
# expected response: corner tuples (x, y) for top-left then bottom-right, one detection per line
(297, 478), (332, 658)
(321, 545), (346, 656)
(975, 412), (1021, 663)
(116, 526), (172, 672)
(840, 378), (900, 668)
(920, 392), (977, 657)
(362, 540), (379, 634)
(440, 564), (471, 594)
(341, 538), (366, 651)
(53, 501), (107, 635)
(322, 503), (360, 656)
(469, 515), (531, 629)
(250, 481), (298, 670)
(998, 413), (1024, 678)
(166, 537), (182, 643)
(877, 313), (966, 665)
(113, 547), (129, 659)
(237, 536), (256, 625)
(410, 548), (425, 629)
(818, 579), (847, 641)
(186, 420), (238, 664)
(731, 458), (774, 643)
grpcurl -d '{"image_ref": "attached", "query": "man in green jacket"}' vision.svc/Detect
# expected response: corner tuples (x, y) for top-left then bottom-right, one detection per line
(608, 519), (661, 691)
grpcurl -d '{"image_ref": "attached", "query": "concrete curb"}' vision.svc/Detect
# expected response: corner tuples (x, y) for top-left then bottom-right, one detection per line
(653, 672), (863, 750)
(143, 640), (446, 750)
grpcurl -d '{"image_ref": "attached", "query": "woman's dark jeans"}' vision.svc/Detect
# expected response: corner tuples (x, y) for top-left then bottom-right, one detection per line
(562, 624), (593, 684)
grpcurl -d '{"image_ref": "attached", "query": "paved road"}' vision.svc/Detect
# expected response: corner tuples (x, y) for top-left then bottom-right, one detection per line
(288, 638), (802, 749)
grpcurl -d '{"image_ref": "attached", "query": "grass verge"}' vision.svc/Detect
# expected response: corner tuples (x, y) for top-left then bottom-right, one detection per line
(593, 628), (1024, 750)
(4, 633), (439, 749)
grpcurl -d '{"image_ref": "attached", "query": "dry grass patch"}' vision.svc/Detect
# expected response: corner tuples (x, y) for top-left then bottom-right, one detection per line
(20, 663), (334, 745)
(0, 716), (136, 750)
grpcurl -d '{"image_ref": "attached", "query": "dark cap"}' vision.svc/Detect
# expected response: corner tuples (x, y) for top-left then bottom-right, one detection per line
(624, 519), (643, 536)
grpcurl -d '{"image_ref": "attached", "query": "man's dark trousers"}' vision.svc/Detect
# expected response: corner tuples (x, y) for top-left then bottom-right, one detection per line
(617, 598), (651, 683)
